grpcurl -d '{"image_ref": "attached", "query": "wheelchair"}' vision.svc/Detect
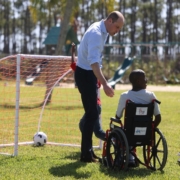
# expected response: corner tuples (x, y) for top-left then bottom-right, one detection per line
(102, 99), (168, 171)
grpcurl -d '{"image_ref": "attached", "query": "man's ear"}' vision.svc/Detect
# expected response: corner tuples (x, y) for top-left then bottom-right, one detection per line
(108, 18), (112, 24)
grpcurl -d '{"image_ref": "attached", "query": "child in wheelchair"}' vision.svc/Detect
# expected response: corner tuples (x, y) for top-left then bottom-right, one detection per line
(115, 69), (161, 167)
(116, 69), (161, 127)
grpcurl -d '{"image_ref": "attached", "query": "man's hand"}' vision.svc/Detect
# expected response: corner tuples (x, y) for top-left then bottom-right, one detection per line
(91, 62), (114, 97)
(103, 83), (114, 97)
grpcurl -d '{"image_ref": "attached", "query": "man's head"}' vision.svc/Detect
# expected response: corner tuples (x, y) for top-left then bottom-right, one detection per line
(104, 11), (124, 36)
(129, 69), (147, 91)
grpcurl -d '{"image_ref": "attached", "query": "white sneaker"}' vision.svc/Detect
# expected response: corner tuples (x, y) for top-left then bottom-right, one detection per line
(129, 153), (135, 161)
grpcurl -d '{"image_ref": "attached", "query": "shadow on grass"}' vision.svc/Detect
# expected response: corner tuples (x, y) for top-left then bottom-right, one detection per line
(0, 103), (82, 111)
(49, 151), (165, 179)
(0, 103), (42, 109)
(0, 103), (82, 110)
(99, 163), (165, 179)
(49, 161), (92, 179)
(44, 105), (82, 111)
(49, 152), (92, 179)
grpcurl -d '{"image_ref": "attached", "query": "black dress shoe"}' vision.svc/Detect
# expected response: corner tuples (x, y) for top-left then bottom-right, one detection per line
(128, 160), (137, 168)
(91, 150), (99, 159)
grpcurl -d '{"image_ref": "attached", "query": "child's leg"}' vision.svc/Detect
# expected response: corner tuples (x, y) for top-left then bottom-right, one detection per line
(93, 105), (106, 141)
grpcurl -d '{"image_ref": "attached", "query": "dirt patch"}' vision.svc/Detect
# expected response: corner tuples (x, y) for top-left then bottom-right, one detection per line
(115, 84), (180, 92)
(59, 83), (180, 92)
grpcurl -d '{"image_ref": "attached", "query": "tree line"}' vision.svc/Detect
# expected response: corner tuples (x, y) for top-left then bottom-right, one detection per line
(0, 0), (179, 57)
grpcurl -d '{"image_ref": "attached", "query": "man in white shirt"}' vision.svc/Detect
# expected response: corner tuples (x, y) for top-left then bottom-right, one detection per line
(75, 11), (125, 163)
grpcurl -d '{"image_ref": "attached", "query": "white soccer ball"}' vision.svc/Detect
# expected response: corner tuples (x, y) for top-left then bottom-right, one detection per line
(33, 131), (47, 146)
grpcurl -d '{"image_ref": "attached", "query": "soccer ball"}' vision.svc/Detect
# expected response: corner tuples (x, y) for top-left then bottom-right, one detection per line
(33, 131), (47, 146)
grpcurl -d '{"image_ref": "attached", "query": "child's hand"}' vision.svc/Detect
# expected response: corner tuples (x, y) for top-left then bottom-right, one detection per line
(71, 42), (76, 71)
(71, 43), (76, 63)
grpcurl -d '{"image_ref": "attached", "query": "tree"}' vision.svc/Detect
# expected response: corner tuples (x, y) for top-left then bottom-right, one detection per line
(44, 0), (75, 104)
(3, 0), (10, 54)
(30, 0), (78, 104)
(55, 0), (74, 55)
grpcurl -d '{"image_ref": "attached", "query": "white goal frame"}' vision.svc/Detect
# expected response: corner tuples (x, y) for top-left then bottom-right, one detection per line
(0, 54), (102, 156)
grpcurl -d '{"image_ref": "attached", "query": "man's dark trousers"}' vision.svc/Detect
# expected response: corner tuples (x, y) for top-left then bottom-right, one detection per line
(75, 66), (99, 160)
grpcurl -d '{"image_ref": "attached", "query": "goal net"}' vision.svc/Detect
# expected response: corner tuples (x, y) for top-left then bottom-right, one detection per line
(0, 54), (102, 156)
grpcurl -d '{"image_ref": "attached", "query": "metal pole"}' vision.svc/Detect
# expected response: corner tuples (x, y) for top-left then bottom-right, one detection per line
(14, 54), (21, 156)
(98, 88), (102, 149)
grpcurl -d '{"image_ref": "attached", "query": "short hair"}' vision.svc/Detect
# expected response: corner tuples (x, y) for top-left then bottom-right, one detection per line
(107, 11), (119, 23)
(129, 69), (145, 84)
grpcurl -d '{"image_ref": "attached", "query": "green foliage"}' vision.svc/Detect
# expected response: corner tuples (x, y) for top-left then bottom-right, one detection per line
(0, 89), (180, 179)
(102, 56), (180, 84)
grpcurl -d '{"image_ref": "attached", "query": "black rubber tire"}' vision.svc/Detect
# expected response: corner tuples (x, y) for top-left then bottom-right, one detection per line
(106, 128), (129, 171)
(143, 128), (168, 171)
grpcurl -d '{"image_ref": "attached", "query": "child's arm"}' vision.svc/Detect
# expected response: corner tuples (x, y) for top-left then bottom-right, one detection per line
(70, 42), (76, 71)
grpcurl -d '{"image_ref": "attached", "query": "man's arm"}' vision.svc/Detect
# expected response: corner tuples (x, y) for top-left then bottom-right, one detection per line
(154, 114), (161, 127)
(91, 62), (114, 97)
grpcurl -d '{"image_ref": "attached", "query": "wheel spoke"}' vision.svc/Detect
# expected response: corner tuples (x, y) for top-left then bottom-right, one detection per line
(155, 136), (162, 148)
(157, 149), (164, 153)
(153, 154), (156, 168)
(149, 153), (153, 162)
(110, 152), (115, 156)
(156, 154), (162, 167)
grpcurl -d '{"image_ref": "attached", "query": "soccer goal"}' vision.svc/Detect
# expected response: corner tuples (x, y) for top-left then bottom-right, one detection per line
(0, 54), (102, 156)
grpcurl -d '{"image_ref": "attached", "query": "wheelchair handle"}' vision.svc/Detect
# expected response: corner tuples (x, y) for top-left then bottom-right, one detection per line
(154, 99), (161, 104)
(110, 117), (122, 124)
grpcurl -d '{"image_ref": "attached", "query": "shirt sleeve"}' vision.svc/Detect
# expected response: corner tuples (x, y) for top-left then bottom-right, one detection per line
(87, 32), (102, 65)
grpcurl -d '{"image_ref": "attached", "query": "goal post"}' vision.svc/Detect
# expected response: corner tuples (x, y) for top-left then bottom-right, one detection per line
(14, 54), (21, 156)
(0, 54), (102, 156)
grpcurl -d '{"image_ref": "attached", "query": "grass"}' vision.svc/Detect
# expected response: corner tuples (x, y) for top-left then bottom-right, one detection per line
(0, 87), (180, 180)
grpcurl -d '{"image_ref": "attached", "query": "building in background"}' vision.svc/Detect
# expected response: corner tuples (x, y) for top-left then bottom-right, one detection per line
(43, 25), (79, 55)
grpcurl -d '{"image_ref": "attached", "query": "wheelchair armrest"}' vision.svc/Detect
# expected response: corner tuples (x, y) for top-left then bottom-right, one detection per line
(110, 117), (122, 124)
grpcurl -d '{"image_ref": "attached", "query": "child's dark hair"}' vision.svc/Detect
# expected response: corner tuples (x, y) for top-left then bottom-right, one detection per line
(129, 69), (145, 84)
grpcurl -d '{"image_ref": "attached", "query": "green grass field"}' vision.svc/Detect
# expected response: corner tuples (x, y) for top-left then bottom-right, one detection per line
(0, 88), (180, 180)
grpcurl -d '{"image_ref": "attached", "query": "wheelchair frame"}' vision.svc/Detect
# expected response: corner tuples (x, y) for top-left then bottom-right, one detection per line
(102, 99), (168, 171)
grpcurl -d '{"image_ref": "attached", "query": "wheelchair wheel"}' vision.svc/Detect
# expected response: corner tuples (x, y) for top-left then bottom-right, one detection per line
(143, 128), (168, 171)
(106, 128), (129, 171)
